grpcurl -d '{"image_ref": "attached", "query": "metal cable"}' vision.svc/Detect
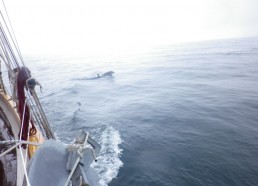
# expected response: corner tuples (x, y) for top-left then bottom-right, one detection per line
(1, 0), (24, 65)
(0, 23), (19, 67)
(0, 10), (23, 65)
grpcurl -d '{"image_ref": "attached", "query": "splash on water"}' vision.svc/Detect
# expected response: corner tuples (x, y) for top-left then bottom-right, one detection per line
(91, 126), (123, 186)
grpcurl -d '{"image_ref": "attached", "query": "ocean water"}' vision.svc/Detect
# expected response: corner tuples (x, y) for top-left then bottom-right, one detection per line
(25, 36), (258, 186)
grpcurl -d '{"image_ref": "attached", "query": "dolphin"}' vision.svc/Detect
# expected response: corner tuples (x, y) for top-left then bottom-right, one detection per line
(73, 71), (115, 80)
(100, 71), (115, 77)
(96, 71), (115, 78)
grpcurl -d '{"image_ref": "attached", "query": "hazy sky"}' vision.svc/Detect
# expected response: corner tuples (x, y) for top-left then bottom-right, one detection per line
(2, 0), (258, 55)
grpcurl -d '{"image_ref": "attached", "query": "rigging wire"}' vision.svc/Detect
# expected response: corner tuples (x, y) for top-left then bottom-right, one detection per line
(1, 0), (24, 65)
(0, 22), (19, 68)
(0, 3), (34, 91)
(0, 0), (55, 141)
(0, 3), (55, 185)
(0, 10), (21, 66)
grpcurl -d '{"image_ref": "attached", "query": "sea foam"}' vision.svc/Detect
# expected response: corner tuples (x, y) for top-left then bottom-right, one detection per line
(91, 126), (123, 186)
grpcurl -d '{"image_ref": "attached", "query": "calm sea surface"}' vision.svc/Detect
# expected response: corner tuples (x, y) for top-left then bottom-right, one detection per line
(25, 37), (258, 186)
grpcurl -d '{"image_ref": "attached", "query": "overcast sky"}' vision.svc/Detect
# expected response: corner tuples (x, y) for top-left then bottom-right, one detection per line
(2, 0), (258, 55)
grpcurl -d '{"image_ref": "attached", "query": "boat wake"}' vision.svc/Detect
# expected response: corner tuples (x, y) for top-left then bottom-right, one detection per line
(91, 126), (123, 186)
